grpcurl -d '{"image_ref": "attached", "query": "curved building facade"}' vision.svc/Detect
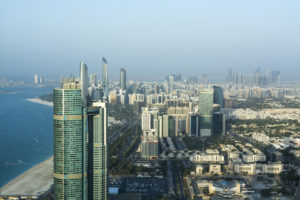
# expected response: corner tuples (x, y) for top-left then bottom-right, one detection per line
(53, 81), (88, 200)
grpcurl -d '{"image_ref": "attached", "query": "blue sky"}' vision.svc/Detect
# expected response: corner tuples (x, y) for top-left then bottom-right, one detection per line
(0, 0), (300, 81)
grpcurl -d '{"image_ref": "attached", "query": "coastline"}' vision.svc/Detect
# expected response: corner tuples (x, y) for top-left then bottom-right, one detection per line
(0, 156), (53, 195)
(26, 98), (53, 107)
(0, 97), (54, 195)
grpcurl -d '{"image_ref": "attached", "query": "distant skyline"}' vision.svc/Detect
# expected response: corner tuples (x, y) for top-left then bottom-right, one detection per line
(1, 0), (300, 81)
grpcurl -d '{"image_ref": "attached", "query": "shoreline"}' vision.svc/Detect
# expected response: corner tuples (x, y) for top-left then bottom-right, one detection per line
(0, 97), (54, 195)
(26, 98), (53, 107)
(0, 156), (53, 195)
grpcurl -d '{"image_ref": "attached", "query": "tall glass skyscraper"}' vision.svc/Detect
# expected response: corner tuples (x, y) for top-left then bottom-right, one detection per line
(87, 102), (108, 200)
(102, 58), (108, 97)
(53, 80), (88, 200)
(198, 89), (214, 136)
(213, 86), (224, 108)
(120, 68), (126, 90)
(54, 66), (108, 199)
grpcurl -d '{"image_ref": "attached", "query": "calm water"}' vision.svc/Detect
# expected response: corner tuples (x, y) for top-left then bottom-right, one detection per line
(0, 86), (54, 187)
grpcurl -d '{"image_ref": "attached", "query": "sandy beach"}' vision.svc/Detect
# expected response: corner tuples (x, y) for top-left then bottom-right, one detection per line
(26, 98), (53, 107)
(1, 98), (54, 195)
(0, 156), (53, 195)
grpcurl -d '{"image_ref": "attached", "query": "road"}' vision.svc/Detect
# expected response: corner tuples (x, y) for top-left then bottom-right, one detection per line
(109, 118), (139, 144)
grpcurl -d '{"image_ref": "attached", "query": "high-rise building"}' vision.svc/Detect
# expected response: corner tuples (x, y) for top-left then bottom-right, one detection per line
(198, 89), (214, 137)
(141, 130), (159, 159)
(54, 65), (108, 200)
(34, 74), (39, 84)
(53, 79), (88, 200)
(90, 73), (97, 86)
(213, 86), (224, 108)
(39, 76), (43, 84)
(120, 68), (126, 90)
(87, 102), (108, 200)
(213, 112), (225, 136)
(160, 115), (175, 137)
(102, 58), (108, 97)
(271, 71), (280, 86)
(168, 75), (174, 93)
(189, 115), (200, 137)
(141, 107), (159, 159)
(80, 61), (88, 106)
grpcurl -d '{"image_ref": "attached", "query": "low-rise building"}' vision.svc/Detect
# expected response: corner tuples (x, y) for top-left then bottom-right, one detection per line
(209, 164), (221, 174)
(190, 153), (224, 163)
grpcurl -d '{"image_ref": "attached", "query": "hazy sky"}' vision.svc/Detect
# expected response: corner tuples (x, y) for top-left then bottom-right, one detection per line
(1, 0), (300, 81)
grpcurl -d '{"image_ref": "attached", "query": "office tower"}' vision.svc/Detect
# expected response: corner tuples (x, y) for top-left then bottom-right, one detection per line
(160, 115), (175, 137)
(120, 68), (127, 90)
(213, 113), (225, 136)
(87, 102), (108, 200)
(271, 71), (280, 86)
(213, 86), (224, 108)
(54, 66), (108, 200)
(102, 58), (108, 97)
(90, 74), (97, 86)
(39, 76), (43, 84)
(168, 75), (174, 93)
(198, 89), (214, 137)
(34, 74), (39, 84)
(189, 115), (200, 137)
(53, 79), (88, 200)
(80, 61), (88, 106)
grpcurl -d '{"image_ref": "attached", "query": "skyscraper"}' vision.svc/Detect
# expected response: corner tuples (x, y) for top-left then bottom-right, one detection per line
(198, 89), (214, 137)
(141, 107), (159, 159)
(54, 65), (108, 200)
(102, 58), (108, 97)
(87, 102), (108, 200)
(168, 75), (174, 93)
(34, 74), (39, 84)
(80, 61), (88, 106)
(53, 79), (88, 200)
(213, 86), (224, 108)
(120, 68), (126, 90)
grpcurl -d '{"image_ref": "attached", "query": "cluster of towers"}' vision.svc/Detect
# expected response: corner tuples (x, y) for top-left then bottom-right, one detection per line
(227, 68), (280, 87)
(140, 86), (226, 159)
(53, 60), (108, 200)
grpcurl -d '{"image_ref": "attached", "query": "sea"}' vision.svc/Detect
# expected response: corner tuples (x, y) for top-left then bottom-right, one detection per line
(0, 86), (54, 187)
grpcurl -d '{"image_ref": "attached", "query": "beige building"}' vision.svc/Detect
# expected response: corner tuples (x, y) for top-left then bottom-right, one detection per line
(209, 164), (221, 174)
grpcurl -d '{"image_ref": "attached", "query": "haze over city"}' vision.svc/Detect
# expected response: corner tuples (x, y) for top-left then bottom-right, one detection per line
(1, 0), (300, 81)
(1, 1), (300, 200)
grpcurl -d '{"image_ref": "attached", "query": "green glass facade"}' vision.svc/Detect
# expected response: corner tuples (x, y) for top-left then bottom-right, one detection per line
(198, 90), (214, 135)
(87, 106), (108, 200)
(53, 87), (88, 200)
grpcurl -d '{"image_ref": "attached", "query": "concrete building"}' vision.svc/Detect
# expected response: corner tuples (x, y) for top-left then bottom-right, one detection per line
(209, 164), (221, 174)
(195, 165), (203, 174)
(190, 153), (224, 163)
(141, 130), (159, 159)
(233, 163), (256, 175)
